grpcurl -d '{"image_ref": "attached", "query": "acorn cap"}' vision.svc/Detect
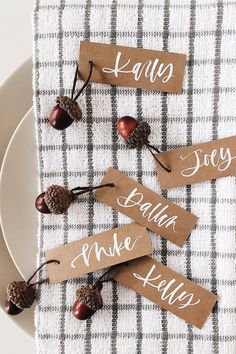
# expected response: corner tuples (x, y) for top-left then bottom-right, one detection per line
(126, 121), (151, 148)
(6, 281), (36, 309)
(44, 185), (73, 214)
(56, 96), (82, 121)
(76, 285), (103, 311)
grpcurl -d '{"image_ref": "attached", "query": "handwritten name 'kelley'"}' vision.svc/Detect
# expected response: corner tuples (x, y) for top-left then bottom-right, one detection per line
(133, 264), (200, 309)
(117, 188), (178, 233)
(102, 51), (174, 84)
(70, 233), (143, 268)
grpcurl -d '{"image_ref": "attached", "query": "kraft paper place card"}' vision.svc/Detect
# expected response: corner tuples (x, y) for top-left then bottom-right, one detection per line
(156, 136), (236, 190)
(110, 256), (218, 329)
(94, 168), (198, 247)
(46, 223), (152, 283)
(78, 41), (186, 93)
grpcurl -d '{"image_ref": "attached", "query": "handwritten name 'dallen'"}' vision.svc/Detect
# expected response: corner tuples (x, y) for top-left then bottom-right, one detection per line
(117, 188), (178, 233)
(133, 264), (200, 309)
(180, 147), (236, 178)
(70, 233), (143, 268)
(102, 51), (174, 84)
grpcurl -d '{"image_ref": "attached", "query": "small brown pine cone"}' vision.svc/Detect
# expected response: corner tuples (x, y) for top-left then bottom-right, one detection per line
(126, 121), (151, 148)
(76, 285), (103, 311)
(6, 281), (36, 309)
(56, 96), (82, 121)
(44, 185), (73, 214)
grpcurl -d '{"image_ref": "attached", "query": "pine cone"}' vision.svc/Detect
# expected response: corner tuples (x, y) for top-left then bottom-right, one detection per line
(6, 281), (36, 309)
(44, 185), (73, 214)
(56, 96), (82, 121)
(126, 121), (151, 148)
(76, 285), (103, 311)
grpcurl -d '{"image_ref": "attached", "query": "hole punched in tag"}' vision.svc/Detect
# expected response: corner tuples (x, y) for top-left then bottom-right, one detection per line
(48, 60), (94, 130)
(117, 116), (171, 173)
(35, 182), (115, 215)
(5, 259), (60, 316)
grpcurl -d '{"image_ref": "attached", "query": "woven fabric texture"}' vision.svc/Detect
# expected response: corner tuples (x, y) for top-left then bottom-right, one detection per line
(33, 0), (236, 353)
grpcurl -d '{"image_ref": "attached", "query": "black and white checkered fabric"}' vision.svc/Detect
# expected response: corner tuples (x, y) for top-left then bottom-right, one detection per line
(33, 0), (236, 353)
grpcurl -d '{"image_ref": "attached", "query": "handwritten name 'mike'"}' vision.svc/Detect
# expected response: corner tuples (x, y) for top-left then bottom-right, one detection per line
(102, 51), (174, 84)
(70, 232), (143, 269)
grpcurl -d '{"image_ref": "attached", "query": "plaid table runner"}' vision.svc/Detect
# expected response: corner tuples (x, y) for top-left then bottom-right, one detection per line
(33, 0), (236, 353)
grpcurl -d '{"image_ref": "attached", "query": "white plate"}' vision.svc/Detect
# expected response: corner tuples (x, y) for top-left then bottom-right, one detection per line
(0, 108), (38, 278)
(0, 59), (35, 337)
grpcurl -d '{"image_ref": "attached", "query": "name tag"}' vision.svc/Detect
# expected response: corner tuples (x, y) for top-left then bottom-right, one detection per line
(46, 223), (151, 283)
(79, 41), (186, 93)
(110, 256), (218, 329)
(94, 168), (198, 247)
(155, 136), (236, 190)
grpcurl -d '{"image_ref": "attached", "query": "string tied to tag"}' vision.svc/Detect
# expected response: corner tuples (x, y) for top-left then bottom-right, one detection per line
(5, 259), (59, 316)
(35, 182), (115, 215)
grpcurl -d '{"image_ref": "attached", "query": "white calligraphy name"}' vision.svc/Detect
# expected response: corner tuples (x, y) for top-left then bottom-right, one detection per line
(102, 51), (174, 84)
(133, 264), (200, 309)
(70, 233), (143, 268)
(117, 188), (177, 233)
(180, 147), (236, 178)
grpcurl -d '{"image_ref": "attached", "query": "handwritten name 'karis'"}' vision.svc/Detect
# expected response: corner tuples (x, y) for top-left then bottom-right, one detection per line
(133, 264), (200, 309)
(180, 147), (236, 177)
(70, 232), (142, 268)
(117, 188), (178, 232)
(102, 51), (174, 84)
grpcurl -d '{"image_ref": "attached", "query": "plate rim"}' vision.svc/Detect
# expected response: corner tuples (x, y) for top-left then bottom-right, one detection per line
(0, 58), (34, 337)
(0, 107), (35, 280)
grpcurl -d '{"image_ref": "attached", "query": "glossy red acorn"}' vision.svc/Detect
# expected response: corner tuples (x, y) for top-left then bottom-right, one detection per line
(48, 61), (93, 131)
(117, 116), (171, 173)
(35, 192), (52, 214)
(72, 266), (122, 321)
(5, 260), (59, 317)
(49, 104), (74, 130)
(5, 297), (23, 316)
(117, 116), (138, 139)
(72, 300), (96, 320)
(72, 283), (103, 321)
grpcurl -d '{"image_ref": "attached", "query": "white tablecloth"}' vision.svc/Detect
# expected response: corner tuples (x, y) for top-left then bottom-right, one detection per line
(33, 1), (236, 353)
